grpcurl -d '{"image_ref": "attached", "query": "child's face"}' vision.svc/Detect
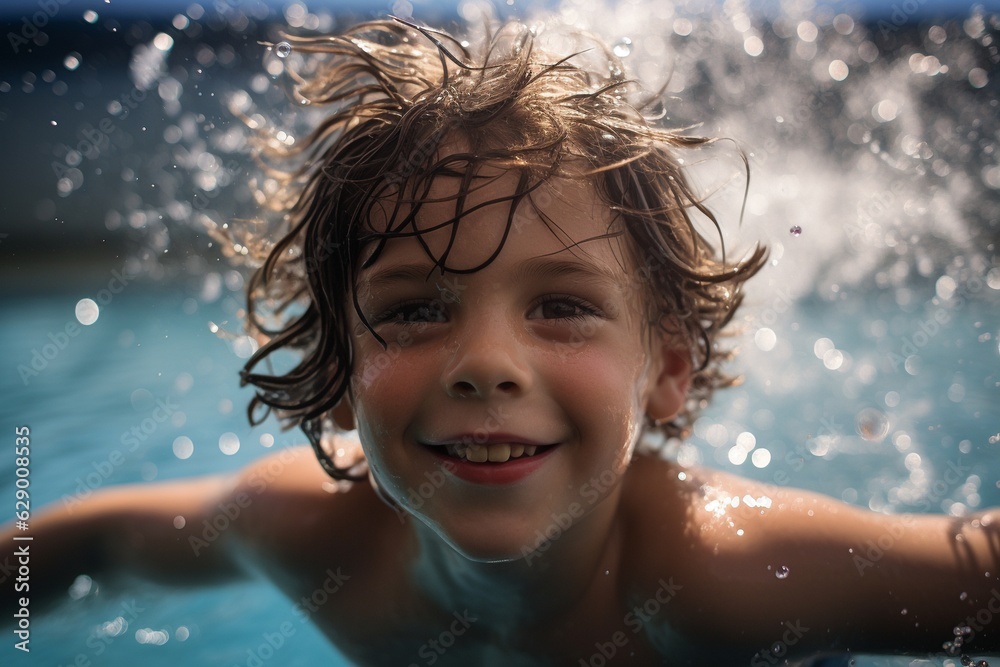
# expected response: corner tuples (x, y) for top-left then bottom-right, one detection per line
(344, 166), (690, 561)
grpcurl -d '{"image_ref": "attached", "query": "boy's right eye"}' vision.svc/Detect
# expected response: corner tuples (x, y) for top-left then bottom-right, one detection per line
(372, 300), (447, 325)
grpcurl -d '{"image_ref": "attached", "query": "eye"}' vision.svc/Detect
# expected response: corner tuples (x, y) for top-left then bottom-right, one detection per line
(372, 300), (446, 325)
(528, 295), (601, 321)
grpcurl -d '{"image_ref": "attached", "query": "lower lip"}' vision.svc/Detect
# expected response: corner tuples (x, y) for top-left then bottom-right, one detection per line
(426, 446), (558, 485)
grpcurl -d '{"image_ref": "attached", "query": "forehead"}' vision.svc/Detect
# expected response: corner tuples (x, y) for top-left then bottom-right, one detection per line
(364, 165), (631, 276)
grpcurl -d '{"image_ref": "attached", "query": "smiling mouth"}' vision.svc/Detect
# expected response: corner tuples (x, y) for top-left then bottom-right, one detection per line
(428, 442), (556, 464)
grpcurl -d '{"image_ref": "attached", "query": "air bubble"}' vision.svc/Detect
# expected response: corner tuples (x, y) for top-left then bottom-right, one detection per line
(789, 225), (802, 236)
(856, 407), (889, 442)
(75, 298), (99, 325)
(775, 565), (790, 579)
(219, 432), (240, 455)
(274, 42), (292, 58)
(173, 436), (194, 460)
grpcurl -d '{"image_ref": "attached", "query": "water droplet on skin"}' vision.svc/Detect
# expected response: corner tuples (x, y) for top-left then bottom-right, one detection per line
(775, 565), (790, 579)
(789, 225), (802, 236)
(275, 42), (292, 58)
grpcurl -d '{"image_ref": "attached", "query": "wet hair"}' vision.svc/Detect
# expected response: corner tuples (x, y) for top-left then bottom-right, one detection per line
(239, 17), (767, 480)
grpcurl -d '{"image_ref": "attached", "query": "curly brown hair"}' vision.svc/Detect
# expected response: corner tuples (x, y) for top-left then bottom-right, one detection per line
(238, 17), (767, 481)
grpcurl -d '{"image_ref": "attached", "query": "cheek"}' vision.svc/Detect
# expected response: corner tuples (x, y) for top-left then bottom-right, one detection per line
(546, 343), (649, 432)
(350, 341), (429, 428)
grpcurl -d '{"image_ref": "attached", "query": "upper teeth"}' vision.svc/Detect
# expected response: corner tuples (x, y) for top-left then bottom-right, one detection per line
(443, 442), (539, 463)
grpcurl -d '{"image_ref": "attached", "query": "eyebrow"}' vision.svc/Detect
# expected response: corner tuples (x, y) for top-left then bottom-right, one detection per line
(359, 263), (441, 293)
(510, 256), (625, 288)
(360, 256), (625, 293)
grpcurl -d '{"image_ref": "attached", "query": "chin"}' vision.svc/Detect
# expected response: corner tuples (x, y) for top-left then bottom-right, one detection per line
(414, 509), (556, 564)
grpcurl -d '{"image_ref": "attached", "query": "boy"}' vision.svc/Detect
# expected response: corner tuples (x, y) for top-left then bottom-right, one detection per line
(5, 17), (998, 666)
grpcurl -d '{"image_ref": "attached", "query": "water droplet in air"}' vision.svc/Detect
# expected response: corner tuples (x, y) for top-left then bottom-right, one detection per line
(855, 407), (889, 442)
(775, 565), (790, 579)
(612, 37), (633, 58)
(275, 42), (292, 58)
(960, 591), (968, 600)
(789, 225), (802, 236)
(75, 298), (99, 325)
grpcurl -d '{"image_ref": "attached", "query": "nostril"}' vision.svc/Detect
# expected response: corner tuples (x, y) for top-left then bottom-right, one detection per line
(452, 381), (477, 396)
(497, 381), (517, 393)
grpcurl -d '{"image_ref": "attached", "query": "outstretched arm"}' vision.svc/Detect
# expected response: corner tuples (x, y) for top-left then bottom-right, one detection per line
(745, 498), (1000, 657)
(691, 476), (1000, 659)
(631, 460), (1000, 662)
(1, 474), (248, 618)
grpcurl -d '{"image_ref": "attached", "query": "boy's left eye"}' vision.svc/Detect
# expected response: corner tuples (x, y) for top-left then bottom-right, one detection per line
(528, 296), (601, 321)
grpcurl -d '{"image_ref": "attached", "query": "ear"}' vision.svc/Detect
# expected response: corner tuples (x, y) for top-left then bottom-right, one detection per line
(645, 337), (692, 425)
(331, 395), (356, 431)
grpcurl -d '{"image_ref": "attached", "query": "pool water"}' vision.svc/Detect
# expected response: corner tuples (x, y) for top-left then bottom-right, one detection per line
(0, 287), (353, 666)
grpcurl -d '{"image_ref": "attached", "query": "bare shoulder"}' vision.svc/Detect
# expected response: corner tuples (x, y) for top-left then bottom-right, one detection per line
(621, 455), (873, 610)
(228, 443), (392, 573)
(619, 454), (1000, 657)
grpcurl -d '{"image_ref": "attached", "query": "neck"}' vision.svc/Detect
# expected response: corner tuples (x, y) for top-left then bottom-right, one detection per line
(408, 487), (625, 632)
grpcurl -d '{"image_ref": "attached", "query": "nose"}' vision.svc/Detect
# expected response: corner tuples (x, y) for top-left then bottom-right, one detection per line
(441, 316), (532, 400)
